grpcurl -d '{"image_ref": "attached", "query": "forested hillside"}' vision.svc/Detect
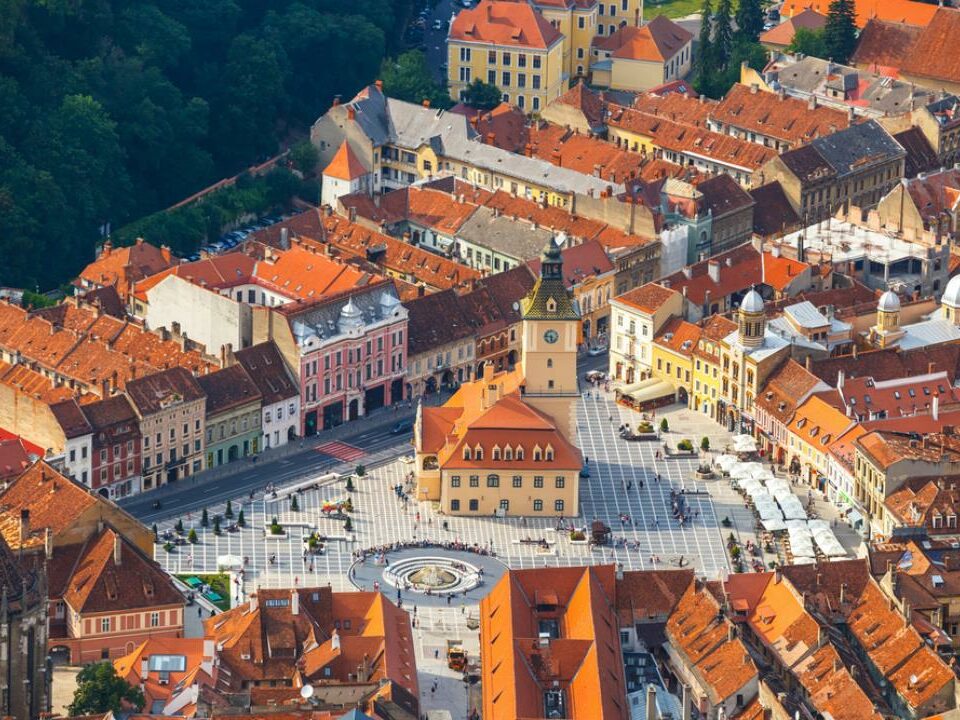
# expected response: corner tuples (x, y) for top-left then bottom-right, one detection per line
(0, 0), (414, 289)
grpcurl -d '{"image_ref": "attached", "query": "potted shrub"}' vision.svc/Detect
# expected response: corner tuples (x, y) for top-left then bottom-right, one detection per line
(225, 500), (234, 519)
(291, 494), (300, 512)
(345, 476), (355, 493)
(152, 524), (159, 543)
(701, 436), (710, 451)
(344, 517), (353, 532)
(343, 497), (354, 513)
(355, 464), (366, 478)
(270, 517), (284, 535)
(721, 516), (732, 527)
(188, 529), (198, 544)
(175, 519), (184, 534)
(163, 541), (175, 553)
(570, 530), (586, 541)
(659, 418), (669, 432)
(213, 516), (222, 536)
(677, 439), (694, 452)
(237, 509), (246, 527)
(201, 508), (209, 527)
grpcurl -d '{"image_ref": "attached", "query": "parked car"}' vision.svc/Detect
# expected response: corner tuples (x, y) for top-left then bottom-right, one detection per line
(432, 19), (443, 29)
(584, 370), (606, 383)
(587, 346), (607, 357)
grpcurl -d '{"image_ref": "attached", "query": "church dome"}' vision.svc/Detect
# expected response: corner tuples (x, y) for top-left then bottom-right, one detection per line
(943, 275), (960, 309)
(878, 290), (901, 313)
(740, 289), (764, 314)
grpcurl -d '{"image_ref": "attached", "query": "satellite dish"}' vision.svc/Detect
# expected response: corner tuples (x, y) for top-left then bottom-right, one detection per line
(300, 685), (315, 700)
(512, 302), (520, 311)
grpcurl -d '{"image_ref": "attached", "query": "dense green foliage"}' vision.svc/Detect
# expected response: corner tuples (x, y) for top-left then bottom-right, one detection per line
(824, 0), (858, 63)
(381, 49), (453, 110)
(788, 27), (828, 58)
(734, 0), (765, 43)
(0, 0), (415, 290)
(69, 662), (145, 715)
(694, 0), (768, 98)
(461, 79), (504, 111)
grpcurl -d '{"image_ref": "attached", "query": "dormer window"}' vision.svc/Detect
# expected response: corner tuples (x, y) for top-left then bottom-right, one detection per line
(463, 447), (472, 460)
(516, 446), (524, 460)
(492, 446), (501, 461)
(533, 445), (542, 461)
(545, 445), (554, 461)
(546, 297), (557, 312)
(504, 446), (513, 461)
(474, 445), (483, 461)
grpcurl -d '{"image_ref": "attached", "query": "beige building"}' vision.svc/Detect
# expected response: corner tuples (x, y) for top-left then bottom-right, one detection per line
(414, 240), (582, 517)
(126, 367), (207, 491)
(608, 283), (683, 383)
(590, 16), (693, 93)
(197, 365), (262, 468)
(532, 0), (599, 79)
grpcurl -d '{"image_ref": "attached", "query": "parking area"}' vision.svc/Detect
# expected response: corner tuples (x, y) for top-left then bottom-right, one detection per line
(155, 389), (733, 610)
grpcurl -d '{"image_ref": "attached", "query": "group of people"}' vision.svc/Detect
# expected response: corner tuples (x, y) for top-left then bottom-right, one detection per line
(354, 539), (496, 562)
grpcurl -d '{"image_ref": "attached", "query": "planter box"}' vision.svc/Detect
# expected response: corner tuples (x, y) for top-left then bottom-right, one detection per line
(569, 539), (589, 545)
(666, 450), (697, 458)
(625, 432), (660, 442)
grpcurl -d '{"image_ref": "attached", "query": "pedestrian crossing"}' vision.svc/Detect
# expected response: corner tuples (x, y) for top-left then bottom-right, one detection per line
(316, 440), (366, 462)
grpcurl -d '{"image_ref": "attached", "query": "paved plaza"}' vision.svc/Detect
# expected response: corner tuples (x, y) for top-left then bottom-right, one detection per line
(154, 390), (733, 609)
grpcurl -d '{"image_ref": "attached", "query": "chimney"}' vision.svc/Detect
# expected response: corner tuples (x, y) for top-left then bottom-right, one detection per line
(332, 628), (341, 651)
(280, 227), (290, 250)
(250, 591), (258, 612)
(839, 583), (847, 604)
(682, 684), (692, 720)
(19, 509), (29, 544)
(817, 625), (827, 648)
(646, 684), (658, 720)
(347, 106), (356, 121)
(140, 659), (149, 680)
(374, 79), (383, 92)
(486, 133), (496, 146)
(422, 98), (431, 108)
(332, 96), (340, 107)
(707, 260), (721, 284)
(833, 658), (843, 673)
(682, 266), (692, 279)
(808, 96), (818, 110)
(291, 589), (299, 615)
(727, 623), (736, 642)
(837, 370), (845, 389)
(45, 527), (53, 560)
(615, 562), (624, 581)
(113, 533), (122, 566)
(933, 395), (940, 421)
(774, 567), (782, 584)
(750, 83), (758, 94)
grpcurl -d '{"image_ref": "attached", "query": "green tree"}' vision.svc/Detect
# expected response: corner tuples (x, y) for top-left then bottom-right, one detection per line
(213, 516), (221, 535)
(237, 508), (245, 527)
(69, 662), (145, 715)
(344, 516), (353, 532)
(201, 508), (209, 527)
(823, 0), (857, 64)
(660, 418), (669, 432)
(152, 523), (159, 542)
(175, 518), (184, 534)
(735, 0), (765, 43)
(188, 528), (198, 543)
(460, 79), (503, 111)
(355, 464), (366, 477)
(225, 500), (234, 519)
(788, 27), (828, 58)
(291, 494), (299, 511)
(695, 0), (715, 94)
(289, 140), (319, 174)
(380, 49), (452, 110)
(713, 0), (735, 66)
(701, 436), (711, 451)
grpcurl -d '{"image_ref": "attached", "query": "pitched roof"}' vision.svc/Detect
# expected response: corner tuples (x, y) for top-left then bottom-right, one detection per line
(196, 364), (261, 415)
(552, 81), (606, 130)
(125, 367), (205, 417)
(527, 239), (614, 289)
(323, 141), (368, 181)
(654, 317), (702, 356)
(404, 288), (477, 356)
(851, 18), (923, 71)
(711, 83), (850, 146)
(659, 243), (764, 306)
(0, 438), (33, 481)
(50, 398), (94, 439)
(114, 637), (216, 716)
(897, 7), (960, 85)
(453, 102), (530, 153)
(754, 359), (826, 425)
(480, 566), (626, 720)
(597, 16), (692, 62)
(234, 342), (298, 405)
(780, 0), (938, 28)
(614, 282), (679, 314)
(750, 182), (801, 237)
(77, 239), (175, 298)
(759, 9), (827, 47)
(54, 527), (183, 614)
(788, 394), (855, 450)
(762, 250), (810, 292)
(80, 394), (139, 431)
(696, 173), (755, 219)
(449, 0), (562, 49)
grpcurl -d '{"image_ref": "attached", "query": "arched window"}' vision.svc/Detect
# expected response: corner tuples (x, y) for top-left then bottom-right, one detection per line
(462, 447), (471, 460)
(545, 445), (554, 461)
(515, 446), (524, 460)
(547, 359), (553, 368)
(533, 445), (542, 461)
(492, 446), (501, 461)
(474, 445), (483, 461)
(504, 446), (513, 461)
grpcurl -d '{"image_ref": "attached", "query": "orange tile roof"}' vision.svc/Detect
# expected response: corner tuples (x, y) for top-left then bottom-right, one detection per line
(77, 239), (175, 300)
(323, 141), (368, 181)
(594, 17), (692, 62)
(654, 317), (702, 356)
(665, 583), (757, 705)
(527, 123), (651, 185)
(480, 565), (626, 720)
(712, 84), (851, 147)
(899, 7), (960, 86)
(380, 186), (480, 234)
(0, 360), (90, 405)
(633, 90), (715, 128)
(659, 243), (764, 306)
(755, 359), (825, 425)
(450, 0), (562, 49)
(552, 81), (606, 130)
(614, 282), (678, 314)
(851, 18), (922, 72)
(789, 394), (856, 450)
(760, 9), (827, 47)
(781, 0), (938, 28)
(114, 637), (215, 716)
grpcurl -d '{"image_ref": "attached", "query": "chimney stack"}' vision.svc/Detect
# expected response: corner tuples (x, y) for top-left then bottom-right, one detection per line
(19, 509), (29, 544)
(45, 527), (53, 560)
(646, 684), (658, 720)
(113, 533), (122, 566)
(291, 589), (299, 616)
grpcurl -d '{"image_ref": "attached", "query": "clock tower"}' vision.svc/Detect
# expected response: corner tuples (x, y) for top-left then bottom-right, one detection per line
(520, 238), (580, 443)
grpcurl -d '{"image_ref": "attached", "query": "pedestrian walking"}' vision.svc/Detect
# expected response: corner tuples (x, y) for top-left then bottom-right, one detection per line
(198, 607), (203, 618)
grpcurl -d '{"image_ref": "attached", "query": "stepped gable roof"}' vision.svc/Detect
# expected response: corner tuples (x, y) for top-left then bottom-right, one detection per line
(234, 342), (298, 405)
(323, 141), (368, 181)
(197, 364), (261, 415)
(449, 0), (562, 49)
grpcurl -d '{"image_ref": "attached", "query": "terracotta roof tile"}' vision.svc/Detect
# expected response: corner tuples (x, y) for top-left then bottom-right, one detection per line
(754, 359), (825, 425)
(759, 9), (827, 47)
(750, 182), (801, 237)
(234, 342), (298, 406)
(323, 141), (368, 181)
(659, 243), (765, 306)
(196, 364), (261, 415)
(852, 18), (922, 72)
(780, 0), (938, 28)
(552, 81), (606, 130)
(450, 0), (562, 49)
(597, 16), (692, 62)
(614, 282), (679, 314)
(894, 8), (960, 85)
(77, 239), (176, 300)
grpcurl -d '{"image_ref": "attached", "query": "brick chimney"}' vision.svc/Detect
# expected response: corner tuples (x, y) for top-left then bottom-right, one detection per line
(113, 533), (122, 566)
(19, 509), (29, 544)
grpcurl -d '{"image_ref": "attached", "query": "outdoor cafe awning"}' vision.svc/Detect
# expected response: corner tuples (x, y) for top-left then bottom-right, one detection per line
(618, 377), (676, 403)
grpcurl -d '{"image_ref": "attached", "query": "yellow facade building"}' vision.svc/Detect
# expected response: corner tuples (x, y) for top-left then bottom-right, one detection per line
(533, 0), (599, 79)
(414, 239), (583, 517)
(691, 315), (737, 422)
(448, 0), (568, 113)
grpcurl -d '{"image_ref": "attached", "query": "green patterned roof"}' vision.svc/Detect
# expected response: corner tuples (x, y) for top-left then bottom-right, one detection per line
(520, 277), (580, 320)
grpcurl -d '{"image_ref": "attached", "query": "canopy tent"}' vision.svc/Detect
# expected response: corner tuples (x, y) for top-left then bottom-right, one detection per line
(778, 495), (808, 521)
(760, 518), (788, 532)
(715, 455), (738, 473)
(618, 377), (676, 403)
(732, 434), (758, 453)
(809, 520), (848, 557)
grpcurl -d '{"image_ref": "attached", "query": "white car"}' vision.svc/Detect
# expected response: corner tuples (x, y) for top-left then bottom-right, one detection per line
(587, 346), (607, 356)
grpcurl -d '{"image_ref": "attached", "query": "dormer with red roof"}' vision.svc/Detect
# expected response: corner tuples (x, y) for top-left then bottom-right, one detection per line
(321, 141), (372, 208)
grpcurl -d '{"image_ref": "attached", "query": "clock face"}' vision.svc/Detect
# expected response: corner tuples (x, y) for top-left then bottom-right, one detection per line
(543, 329), (559, 344)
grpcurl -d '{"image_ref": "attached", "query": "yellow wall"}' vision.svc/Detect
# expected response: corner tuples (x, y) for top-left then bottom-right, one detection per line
(651, 344), (693, 399)
(608, 124), (657, 155)
(692, 350), (722, 421)
(610, 58), (665, 93)
(440, 468), (580, 516)
(447, 40), (567, 113)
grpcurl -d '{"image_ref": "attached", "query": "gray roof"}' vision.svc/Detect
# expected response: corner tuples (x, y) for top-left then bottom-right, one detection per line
(288, 283), (405, 349)
(810, 120), (904, 177)
(783, 301), (830, 329)
(345, 85), (618, 197)
(455, 207), (555, 262)
(898, 319), (960, 351)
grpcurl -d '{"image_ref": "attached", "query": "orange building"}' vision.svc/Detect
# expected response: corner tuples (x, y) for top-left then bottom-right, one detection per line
(114, 637), (218, 716)
(76, 238), (177, 302)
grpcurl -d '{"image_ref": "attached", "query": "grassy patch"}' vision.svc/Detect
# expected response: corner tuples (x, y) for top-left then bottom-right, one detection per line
(177, 573), (232, 612)
(645, 0), (703, 19)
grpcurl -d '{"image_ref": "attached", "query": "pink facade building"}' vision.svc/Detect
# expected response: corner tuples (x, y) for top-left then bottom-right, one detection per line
(256, 280), (408, 434)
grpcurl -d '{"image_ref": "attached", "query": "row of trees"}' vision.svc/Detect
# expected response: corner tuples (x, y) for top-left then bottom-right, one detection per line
(0, 0), (417, 290)
(694, 0), (859, 98)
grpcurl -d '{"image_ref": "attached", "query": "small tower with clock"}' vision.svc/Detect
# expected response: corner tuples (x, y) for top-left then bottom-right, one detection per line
(520, 237), (581, 442)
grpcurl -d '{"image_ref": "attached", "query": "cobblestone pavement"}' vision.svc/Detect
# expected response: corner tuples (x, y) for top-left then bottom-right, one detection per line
(155, 391), (733, 605)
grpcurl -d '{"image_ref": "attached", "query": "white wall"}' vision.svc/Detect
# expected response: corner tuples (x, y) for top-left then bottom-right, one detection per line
(262, 397), (300, 449)
(63, 435), (93, 488)
(145, 275), (248, 356)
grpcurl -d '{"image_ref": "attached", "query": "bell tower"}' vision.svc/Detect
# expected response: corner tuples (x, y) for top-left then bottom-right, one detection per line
(520, 238), (580, 442)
